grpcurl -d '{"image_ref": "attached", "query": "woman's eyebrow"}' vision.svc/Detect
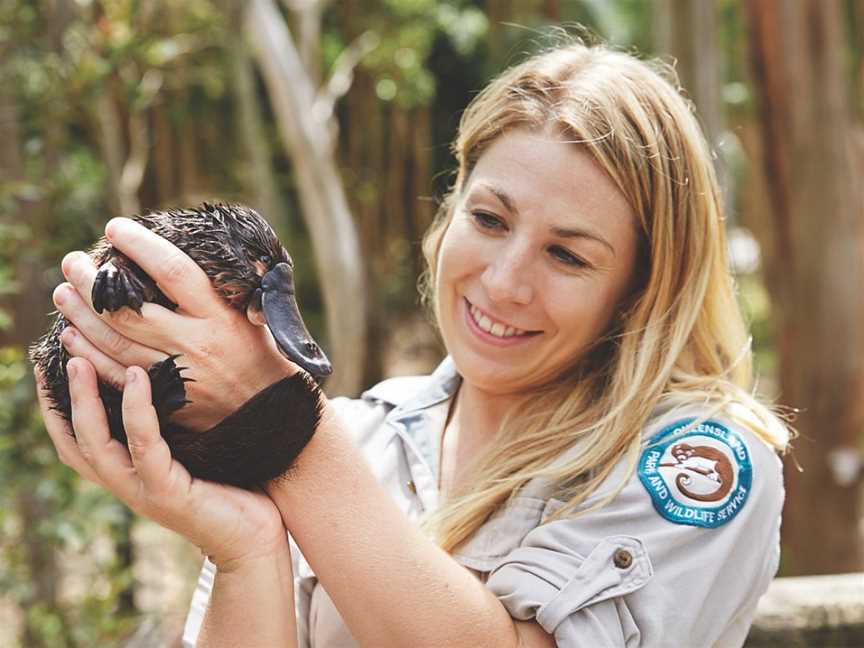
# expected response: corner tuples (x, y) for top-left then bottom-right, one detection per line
(481, 183), (520, 215)
(476, 182), (615, 256)
(551, 225), (615, 256)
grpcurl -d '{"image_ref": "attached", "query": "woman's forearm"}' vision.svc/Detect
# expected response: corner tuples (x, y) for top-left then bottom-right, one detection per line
(266, 407), (522, 648)
(198, 543), (298, 648)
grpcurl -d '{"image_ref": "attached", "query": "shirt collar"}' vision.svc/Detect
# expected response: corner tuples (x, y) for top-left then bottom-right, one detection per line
(378, 357), (460, 484)
(386, 356), (461, 420)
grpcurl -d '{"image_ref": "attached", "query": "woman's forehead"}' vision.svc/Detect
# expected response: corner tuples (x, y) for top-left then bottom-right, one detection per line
(462, 130), (636, 239)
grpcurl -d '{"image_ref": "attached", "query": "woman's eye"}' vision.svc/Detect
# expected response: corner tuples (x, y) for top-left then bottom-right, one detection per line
(472, 211), (505, 230)
(549, 245), (587, 268)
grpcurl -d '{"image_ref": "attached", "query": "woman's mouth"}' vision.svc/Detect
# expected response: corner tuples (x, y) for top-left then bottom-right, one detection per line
(464, 299), (540, 344)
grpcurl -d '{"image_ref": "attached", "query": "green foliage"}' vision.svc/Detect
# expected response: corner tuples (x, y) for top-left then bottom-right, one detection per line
(334, 1), (488, 108)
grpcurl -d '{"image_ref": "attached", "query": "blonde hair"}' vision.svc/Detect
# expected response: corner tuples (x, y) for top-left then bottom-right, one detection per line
(420, 40), (790, 553)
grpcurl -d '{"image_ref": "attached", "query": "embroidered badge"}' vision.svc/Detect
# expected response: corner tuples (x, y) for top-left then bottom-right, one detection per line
(638, 418), (752, 528)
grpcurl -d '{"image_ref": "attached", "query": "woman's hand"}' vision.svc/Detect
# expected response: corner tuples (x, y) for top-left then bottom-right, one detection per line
(54, 218), (296, 431)
(36, 358), (287, 571)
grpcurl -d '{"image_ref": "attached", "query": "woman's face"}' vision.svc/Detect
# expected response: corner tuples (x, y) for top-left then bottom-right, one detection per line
(435, 129), (640, 395)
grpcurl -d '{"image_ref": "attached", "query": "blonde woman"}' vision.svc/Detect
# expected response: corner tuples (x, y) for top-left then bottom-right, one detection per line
(38, 41), (789, 647)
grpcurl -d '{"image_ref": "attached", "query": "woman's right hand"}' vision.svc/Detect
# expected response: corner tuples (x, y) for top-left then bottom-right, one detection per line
(36, 358), (287, 572)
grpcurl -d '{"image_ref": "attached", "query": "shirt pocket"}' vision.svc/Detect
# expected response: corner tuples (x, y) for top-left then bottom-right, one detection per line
(453, 496), (546, 572)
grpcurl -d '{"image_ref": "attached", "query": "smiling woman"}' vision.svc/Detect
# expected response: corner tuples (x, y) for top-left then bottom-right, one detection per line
(39, 38), (790, 648)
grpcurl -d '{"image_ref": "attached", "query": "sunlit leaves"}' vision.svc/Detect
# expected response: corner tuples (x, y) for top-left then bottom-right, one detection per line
(435, 4), (487, 56)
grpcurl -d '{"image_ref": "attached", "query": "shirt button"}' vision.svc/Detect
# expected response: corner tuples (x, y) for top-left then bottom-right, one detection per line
(613, 548), (633, 569)
(406, 480), (417, 494)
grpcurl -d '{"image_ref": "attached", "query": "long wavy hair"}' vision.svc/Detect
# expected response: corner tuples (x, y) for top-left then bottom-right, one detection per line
(419, 40), (790, 553)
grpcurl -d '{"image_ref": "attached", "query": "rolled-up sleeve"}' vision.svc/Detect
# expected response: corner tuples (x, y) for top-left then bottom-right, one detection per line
(488, 528), (651, 646)
(487, 415), (785, 647)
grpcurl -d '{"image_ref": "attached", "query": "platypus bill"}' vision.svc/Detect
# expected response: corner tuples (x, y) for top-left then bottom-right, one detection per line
(31, 202), (331, 489)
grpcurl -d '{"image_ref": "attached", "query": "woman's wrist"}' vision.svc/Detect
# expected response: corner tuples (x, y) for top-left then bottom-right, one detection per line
(211, 538), (290, 575)
(204, 517), (289, 575)
(199, 531), (298, 648)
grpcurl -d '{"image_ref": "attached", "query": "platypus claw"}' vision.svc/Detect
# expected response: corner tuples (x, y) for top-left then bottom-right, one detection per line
(92, 261), (146, 314)
(148, 355), (190, 422)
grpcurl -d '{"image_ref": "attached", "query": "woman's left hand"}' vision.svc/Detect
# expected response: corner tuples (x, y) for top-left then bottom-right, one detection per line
(55, 218), (297, 431)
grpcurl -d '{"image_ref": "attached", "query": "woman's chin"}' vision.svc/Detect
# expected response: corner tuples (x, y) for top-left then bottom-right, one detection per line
(453, 358), (532, 397)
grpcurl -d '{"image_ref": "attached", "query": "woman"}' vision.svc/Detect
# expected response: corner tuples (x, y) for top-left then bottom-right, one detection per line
(38, 41), (789, 647)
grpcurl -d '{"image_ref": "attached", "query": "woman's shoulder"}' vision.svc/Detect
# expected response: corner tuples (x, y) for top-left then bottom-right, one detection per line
(635, 398), (786, 531)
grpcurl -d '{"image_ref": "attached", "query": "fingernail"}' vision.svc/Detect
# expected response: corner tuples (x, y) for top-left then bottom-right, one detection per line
(61, 327), (76, 343)
(61, 251), (84, 278)
(106, 218), (127, 241)
(67, 360), (77, 379)
(53, 284), (73, 308)
(126, 367), (137, 383)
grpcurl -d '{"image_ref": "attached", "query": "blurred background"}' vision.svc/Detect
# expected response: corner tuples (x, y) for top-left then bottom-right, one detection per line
(0, 0), (861, 646)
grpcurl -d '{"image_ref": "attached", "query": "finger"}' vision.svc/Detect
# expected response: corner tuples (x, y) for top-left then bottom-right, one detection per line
(34, 366), (103, 484)
(61, 250), (98, 309)
(67, 358), (138, 502)
(105, 218), (219, 316)
(53, 283), (167, 368)
(122, 366), (189, 499)
(60, 325), (131, 390)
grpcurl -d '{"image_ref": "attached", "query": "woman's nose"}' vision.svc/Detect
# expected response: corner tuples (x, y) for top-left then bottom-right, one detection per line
(480, 249), (534, 305)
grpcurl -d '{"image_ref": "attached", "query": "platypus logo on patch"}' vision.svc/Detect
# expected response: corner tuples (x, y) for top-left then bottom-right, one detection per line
(638, 418), (752, 528)
(662, 443), (733, 502)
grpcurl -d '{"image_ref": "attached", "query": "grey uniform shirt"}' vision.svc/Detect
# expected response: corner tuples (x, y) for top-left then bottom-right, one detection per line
(183, 357), (785, 648)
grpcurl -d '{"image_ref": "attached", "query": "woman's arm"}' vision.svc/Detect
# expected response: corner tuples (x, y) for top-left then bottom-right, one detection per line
(267, 408), (552, 648)
(36, 360), (298, 648)
(198, 546), (298, 648)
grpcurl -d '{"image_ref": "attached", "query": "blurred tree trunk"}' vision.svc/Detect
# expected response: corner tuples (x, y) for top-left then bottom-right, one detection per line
(94, 85), (148, 216)
(653, 0), (722, 140)
(340, 44), (384, 386)
(653, 0), (731, 205)
(745, 0), (864, 574)
(283, 0), (328, 85)
(245, 0), (367, 396)
(228, 23), (289, 238)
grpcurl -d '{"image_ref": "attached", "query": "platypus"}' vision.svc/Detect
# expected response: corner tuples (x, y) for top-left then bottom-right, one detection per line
(30, 202), (332, 488)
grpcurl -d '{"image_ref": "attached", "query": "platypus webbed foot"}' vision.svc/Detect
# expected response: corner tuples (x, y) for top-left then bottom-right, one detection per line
(92, 260), (147, 314)
(91, 356), (191, 445)
(148, 355), (192, 422)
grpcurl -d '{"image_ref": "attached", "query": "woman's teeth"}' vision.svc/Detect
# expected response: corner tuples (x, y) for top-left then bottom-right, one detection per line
(469, 304), (526, 338)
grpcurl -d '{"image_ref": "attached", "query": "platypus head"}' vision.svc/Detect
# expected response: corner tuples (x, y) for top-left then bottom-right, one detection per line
(202, 203), (332, 378)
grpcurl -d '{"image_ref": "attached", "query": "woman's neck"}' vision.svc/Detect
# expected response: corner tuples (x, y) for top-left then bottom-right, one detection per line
(451, 381), (521, 443)
(438, 381), (522, 497)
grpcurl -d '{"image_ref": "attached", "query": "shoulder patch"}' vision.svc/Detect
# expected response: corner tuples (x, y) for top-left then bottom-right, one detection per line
(638, 418), (752, 528)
